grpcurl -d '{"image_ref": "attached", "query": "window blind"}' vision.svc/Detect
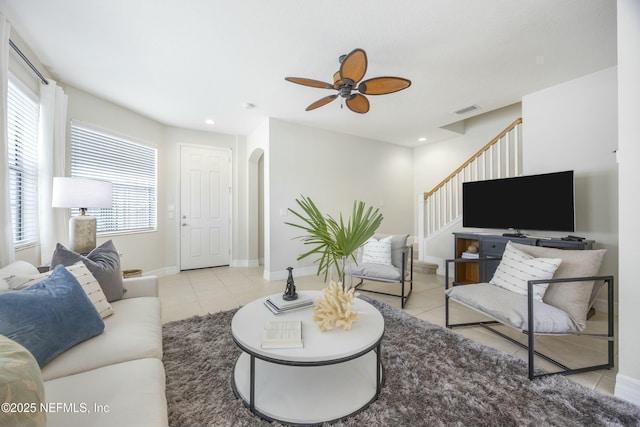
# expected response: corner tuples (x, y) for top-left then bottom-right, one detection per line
(70, 123), (157, 234)
(7, 76), (39, 247)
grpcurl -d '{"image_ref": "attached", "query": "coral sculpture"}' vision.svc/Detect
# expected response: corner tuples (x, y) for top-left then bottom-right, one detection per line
(313, 281), (360, 331)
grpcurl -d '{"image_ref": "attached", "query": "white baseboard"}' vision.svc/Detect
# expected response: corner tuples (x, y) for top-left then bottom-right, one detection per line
(230, 259), (260, 268)
(615, 374), (640, 406)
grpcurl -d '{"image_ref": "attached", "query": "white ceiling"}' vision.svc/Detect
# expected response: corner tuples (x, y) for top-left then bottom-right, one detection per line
(0, 0), (617, 147)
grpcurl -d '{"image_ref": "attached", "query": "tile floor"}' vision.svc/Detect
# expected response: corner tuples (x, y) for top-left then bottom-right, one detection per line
(158, 266), (617, 396)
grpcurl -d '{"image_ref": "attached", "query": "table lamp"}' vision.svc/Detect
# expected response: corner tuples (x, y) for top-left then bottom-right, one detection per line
(52, 177), (113, 254)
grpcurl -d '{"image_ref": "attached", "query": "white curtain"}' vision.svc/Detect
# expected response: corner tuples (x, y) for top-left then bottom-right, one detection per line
(0, 14), (14, 266)
(38, 80), (68, 263)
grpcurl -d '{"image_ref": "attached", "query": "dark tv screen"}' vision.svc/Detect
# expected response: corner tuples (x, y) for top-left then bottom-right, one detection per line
(462, 170), (575, 232)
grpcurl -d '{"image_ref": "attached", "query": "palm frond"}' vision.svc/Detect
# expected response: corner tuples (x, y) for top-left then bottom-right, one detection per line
(286, 195), (383, 281)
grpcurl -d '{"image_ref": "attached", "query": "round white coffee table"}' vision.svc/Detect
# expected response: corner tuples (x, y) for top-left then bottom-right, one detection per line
(231, 290), (385, 425)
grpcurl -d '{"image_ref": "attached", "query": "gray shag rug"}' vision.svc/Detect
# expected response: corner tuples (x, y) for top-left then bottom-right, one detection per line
(163, 297), (640, 426)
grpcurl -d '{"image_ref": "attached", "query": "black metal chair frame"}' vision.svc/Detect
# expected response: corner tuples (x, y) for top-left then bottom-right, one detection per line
(445, 257), (614, 380)
(354, 245), (413, 308)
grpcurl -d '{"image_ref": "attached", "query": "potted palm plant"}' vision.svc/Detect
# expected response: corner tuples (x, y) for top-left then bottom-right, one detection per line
(286, 195), (383, 285)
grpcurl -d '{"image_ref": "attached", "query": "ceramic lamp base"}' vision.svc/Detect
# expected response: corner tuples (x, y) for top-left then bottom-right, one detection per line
(69, 215), (96, 255)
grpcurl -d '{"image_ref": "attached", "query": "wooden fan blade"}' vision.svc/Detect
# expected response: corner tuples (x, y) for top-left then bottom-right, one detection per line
(357, 77), (411, 95)
(306, 95), (338, 111)
(285, 77), (334, 89)
(339, 48), (367, 84)
(346, 94), (370, 114)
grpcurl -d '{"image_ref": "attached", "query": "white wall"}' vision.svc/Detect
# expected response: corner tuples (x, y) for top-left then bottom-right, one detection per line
(266, 119), (414, 280)
(615, 0), (640, 405)
(522, 67), (618, 288)
(61, 85), (168, 273)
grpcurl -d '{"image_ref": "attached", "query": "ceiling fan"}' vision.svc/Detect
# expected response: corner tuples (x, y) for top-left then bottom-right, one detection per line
(285, 48), (411, 114)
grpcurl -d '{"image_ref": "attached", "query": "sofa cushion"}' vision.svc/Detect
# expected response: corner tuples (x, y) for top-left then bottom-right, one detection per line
(0, 260), (40, 276)
(41, 296), (162, 381)
(0, 273), (7, 292)
(2, 263), (114, 319)
(44, 358), (168, 427)
(489, 241), (562, 301)
(362, 235), (392, 265)
(351, 263), (402, 281)
(51, 240), (125, 302)
(509, 242), (606, 329)
(0, 335), (46, 427)
(0, 261), (40, 292)
(0, 265), (105, 367)
(446, 283), (581, 334)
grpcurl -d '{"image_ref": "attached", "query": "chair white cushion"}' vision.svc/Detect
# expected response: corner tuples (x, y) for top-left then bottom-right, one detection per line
(446, 283), (581, 334)
(489, 242), (562, 301)
(362, 236), (392, 265)
(351, 263), (402, 281)
(374, 233), (409, 267)
(509, 242), (606, 329)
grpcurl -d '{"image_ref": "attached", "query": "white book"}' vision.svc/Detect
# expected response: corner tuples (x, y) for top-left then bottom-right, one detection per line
(267, 293), (313, 310)
(264, 299), (313, 315)
(261, 320), (303, 349)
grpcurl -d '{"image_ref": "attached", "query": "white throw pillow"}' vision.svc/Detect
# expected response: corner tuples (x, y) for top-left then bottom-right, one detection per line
(65, 263), (115, 319)
(490, 241), (562, 301)
(362, 236), (393, 265)
(2, 263), (114, 319)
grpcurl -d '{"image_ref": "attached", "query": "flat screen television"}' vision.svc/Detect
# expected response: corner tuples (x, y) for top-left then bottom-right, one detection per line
(462, 170), (575, 233)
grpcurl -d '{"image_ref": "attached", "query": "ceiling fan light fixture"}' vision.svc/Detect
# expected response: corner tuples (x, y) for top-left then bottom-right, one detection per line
(285, 48), (411, 114)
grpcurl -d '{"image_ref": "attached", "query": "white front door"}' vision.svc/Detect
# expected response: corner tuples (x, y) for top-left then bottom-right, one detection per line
(180, 145), (231, 270)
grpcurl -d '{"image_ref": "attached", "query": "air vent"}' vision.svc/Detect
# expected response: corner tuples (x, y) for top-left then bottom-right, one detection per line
(452, 104), (480, 115)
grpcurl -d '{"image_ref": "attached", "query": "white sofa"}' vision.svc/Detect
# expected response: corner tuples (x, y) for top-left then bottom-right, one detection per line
(0, 260), (168, 427)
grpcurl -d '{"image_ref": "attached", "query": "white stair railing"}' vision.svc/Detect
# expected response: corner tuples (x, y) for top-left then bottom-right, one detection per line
(418, 118), (523, 261)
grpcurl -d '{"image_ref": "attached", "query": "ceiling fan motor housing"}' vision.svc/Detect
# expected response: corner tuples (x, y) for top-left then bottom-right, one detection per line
(285, 48), (411, 113)
(338, 80), (354, 98)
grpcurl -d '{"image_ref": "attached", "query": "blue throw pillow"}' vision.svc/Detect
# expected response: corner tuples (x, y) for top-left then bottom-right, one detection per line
(0, 265), (105, 367)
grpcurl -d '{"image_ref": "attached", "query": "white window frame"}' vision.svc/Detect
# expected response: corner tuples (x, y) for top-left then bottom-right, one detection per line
(6, 74), (39, 248)
(70, 121), (157, 235)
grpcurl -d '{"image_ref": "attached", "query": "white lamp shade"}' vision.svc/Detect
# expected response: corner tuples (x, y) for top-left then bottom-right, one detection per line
(52, 177), (113, 209)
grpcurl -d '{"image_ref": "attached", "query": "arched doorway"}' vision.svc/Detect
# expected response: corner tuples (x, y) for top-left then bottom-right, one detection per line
(248, 148), (265, 267)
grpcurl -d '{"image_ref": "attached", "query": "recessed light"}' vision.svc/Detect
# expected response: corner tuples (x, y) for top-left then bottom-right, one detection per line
(205, 119), (215, 125)
(418, 137), (427, 142)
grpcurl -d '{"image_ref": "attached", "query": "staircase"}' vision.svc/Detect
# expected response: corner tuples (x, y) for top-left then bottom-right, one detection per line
(413, 244), (438, 274)
(417, 118), (523, 265)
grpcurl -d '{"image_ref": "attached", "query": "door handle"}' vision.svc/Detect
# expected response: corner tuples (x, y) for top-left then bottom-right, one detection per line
(182, 223), (188, 227)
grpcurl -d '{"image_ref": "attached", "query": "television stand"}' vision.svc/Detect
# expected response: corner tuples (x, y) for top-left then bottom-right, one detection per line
(502, 232), (526, 238)
(453, 232), (594, 285)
